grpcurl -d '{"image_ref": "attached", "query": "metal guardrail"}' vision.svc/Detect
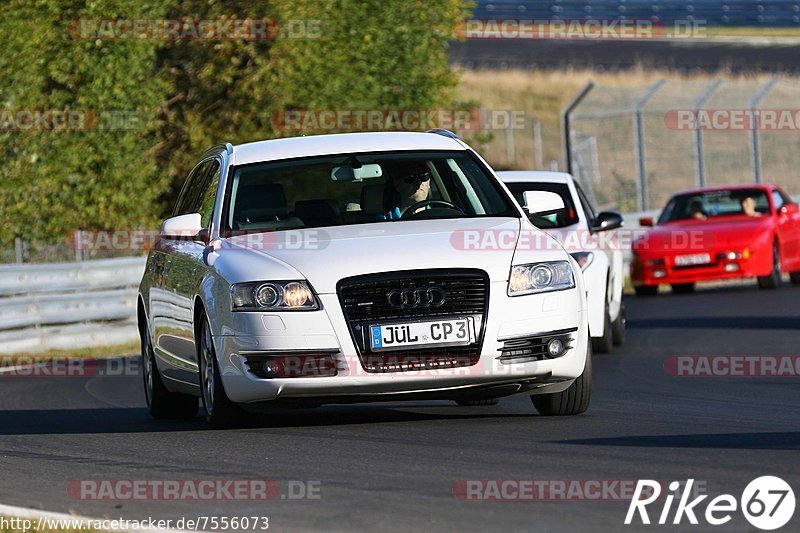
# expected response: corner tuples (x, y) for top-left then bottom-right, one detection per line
(0, 257), (146, 354)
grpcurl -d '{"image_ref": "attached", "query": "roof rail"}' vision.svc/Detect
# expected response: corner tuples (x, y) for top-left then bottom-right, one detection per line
(425, 128), (459, 139)
(202, 143), (234, 159)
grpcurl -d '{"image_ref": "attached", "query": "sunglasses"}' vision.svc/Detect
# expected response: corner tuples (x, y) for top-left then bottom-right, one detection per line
(401, 171), (431, 184)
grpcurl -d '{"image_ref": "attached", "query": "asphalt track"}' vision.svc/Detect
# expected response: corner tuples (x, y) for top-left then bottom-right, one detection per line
(450, 39), (800, 72)
(1, 281), (799, 532)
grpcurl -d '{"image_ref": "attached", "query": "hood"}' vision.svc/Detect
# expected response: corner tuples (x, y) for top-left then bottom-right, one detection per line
(634, 216), (772, 253)
(221, 218), (527, 293)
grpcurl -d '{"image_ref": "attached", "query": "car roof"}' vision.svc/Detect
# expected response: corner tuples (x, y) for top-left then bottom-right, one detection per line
(230, 132), (466, 166)
(672, 183), (776, 196)
(495, 170), (573, 184)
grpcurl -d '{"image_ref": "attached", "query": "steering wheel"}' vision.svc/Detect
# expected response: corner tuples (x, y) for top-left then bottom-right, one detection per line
(400, 200), (465, 219)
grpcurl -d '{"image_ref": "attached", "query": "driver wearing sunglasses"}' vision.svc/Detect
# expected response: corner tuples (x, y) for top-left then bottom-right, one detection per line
(381, 162), (432, 220)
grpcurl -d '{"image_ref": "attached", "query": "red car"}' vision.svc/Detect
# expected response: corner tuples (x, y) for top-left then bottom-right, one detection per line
(631, 184), (800, 295)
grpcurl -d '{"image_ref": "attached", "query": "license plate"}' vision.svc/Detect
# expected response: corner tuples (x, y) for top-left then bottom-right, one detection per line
(675, 253), (712, 266)
(369, 318), (475, 352)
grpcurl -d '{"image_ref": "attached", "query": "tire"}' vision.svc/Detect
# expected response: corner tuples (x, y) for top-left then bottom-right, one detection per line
(454, 398), (500, 406)
(791, 271), (800, 285)
(611, 303), (626, 346)
(198, 314), (245, 428)
(140, 324), (198, 419)
(757, 241), (781, 290)
(531, 341), (592, 416)
(634, 285), (658, 297)
(591, 304), (613, 354)
(671, 283), (696, 294)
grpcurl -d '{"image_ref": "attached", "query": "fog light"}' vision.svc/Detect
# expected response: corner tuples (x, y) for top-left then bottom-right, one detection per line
(725, 263), (740, 272)
(547, 338), (564, 358)
(654, 269), (667, 279)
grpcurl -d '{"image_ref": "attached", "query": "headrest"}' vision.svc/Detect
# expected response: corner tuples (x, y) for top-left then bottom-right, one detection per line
(360, 183), (386, 216)
(235, 182), (289, 219)
(294, 199), (341, 227)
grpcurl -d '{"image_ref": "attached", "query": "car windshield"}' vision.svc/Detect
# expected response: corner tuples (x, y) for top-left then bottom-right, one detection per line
(504, 182), (580, 229)
(658, 188), (771, 223)
(224, 150), (518, 232)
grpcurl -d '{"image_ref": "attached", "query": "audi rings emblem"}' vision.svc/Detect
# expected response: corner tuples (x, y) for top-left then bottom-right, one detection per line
(386, 287), (446, 308)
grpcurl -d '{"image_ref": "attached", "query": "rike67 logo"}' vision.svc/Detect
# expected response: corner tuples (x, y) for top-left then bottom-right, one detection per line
(626, 477), (795, 530)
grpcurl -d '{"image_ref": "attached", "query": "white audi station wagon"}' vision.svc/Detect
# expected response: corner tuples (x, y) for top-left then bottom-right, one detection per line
(138, 130), (591, 426)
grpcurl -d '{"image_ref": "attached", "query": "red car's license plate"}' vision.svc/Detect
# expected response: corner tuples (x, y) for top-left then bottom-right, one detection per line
(675, 253), (712, 266)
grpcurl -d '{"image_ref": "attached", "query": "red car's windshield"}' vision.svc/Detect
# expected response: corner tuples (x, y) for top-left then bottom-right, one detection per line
(658, 189), (770, 223)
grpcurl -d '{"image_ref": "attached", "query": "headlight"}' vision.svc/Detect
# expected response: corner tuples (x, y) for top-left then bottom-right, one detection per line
(231, 281), (318, 311)
(508, 261), (575, 296)
(570, 252), (594, 271)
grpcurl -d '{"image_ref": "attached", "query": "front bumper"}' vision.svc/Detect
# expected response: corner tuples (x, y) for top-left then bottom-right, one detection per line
(213, 281), (587, 404)
(631, 248), (771, 286)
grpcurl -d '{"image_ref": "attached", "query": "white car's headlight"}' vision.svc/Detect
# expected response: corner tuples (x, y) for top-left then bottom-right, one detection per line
(231, 281), (318, 311)
(570, 252), (594, 271)
(508, 261), (575, 296)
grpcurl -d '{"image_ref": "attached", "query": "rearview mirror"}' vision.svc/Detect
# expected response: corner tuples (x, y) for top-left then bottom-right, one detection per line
(523, 190), (565, 215)
(780, 203), (799, 215)
(162, 213), (203, 240)
(592, 211), (624, 232)
(639, 217), (654, 227)
(331, 163), (383, 181)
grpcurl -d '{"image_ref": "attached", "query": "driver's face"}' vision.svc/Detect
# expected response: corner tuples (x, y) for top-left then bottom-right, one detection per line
(393, 173), (430, 202)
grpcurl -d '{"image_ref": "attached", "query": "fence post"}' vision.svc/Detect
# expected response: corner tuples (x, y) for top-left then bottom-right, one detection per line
(506, 120), (515, 165)
(749, 78), (777, 184)
(14, 237), (26, 264)
(562, 82), (595, 175)
(693, 80), (722, 188)
(632, 79), (665, 212)
(533, 119), (543, 169)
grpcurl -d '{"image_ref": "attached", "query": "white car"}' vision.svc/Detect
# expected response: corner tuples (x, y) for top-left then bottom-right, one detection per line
(498, 171), (626, 353)
(138, 131), (590, 426)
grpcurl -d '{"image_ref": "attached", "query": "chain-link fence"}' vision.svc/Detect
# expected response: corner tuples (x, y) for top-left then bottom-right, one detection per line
(565, 78), (800, 213)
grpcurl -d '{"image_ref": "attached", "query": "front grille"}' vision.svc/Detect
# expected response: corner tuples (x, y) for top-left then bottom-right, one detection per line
(498, 328), (577, 363)
(337, 269), (489, 372)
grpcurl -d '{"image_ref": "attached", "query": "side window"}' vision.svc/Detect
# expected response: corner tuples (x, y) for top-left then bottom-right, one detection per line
(174, 161), (212, 216)
(574, 183), (596, 222)
(197, 161), (221, 228)
(772, 190), (785, 211)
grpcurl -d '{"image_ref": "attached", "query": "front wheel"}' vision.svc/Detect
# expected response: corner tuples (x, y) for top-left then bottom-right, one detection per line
(671, 283), (695, 294)
(141, 325), (198, 419)
(757, 241), (781, 290)
(789, 271), (800, 285)
(198, 315), (244, 428)
(591, 305), (613, 354)
(634, 285), (658, 297)
(611, 303), (626, 346)
(531, 342), (592, 416)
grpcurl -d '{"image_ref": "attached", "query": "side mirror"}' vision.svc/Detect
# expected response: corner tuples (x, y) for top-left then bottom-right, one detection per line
(592, 211), (624, 232)
(523, 190), (565, 215)
(639, 216), (654, 227)
(780, 203), (799, 215)
(162, 213), (203, 240)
